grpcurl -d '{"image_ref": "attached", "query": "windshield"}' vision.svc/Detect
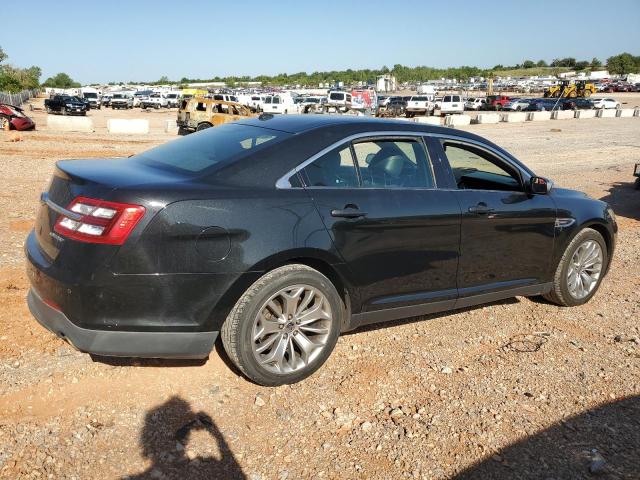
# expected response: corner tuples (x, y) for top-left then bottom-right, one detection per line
(134, 124), (291, 174)
(113, 94), (125, 99)
(329, 93), (344, 100)
(83, 93), (98, 99)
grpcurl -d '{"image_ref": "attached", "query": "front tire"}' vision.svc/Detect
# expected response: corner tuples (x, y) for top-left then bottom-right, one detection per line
(544, 228), (608, 306)
(221, 264), (343, 386)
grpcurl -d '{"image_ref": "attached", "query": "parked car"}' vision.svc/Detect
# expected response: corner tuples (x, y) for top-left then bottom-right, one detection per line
(212, 94), (239, 103)
(464, 97), (487, 110)
(248, 95), (267, 112)
(110, 93), (134, 109)
(326, 91), (353, 112)
(633, 163), (640, 190)
(562, 98), (595, 110)
(44, 95), (89, 116)
(503, 98), (531, 111)
(101, 94), (113, 107)
(166, 93), (181, 108)
(82, 92), (101, 110)
(591, 98), (620, 109)
(439, 94), (464, 115)
(25, 116), (617, 386)
(262, 94), (300, 114)
(485, 95), (511, 110)
(0, 103), (36, 131)
(385, 97), (407, 116)
(141, 93), (168, 109)
(405, 96), (434, 117)
(176, 98), (255, 133)
(133, 91), (153, 107)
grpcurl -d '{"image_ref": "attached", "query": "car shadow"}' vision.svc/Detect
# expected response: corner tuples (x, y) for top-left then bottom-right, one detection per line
(344, 297), (520, 336)
(90, 355), (208, 368)
(600, 181), (640, 221)
(123, 395), (246, 480)
(452, 395), (640, 479)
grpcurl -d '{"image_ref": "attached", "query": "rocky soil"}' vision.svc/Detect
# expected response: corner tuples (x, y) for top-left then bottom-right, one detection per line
(0, 99), (638, 479)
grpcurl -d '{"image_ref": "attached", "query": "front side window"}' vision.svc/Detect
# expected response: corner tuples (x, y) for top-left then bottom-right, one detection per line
(442, 141), (522, 192)
(353, 139), (434, 188)
(302, 145), (358, 188)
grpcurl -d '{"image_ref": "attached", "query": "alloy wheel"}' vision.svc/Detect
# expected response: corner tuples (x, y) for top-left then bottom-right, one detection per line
(566, 240), (603, 299)
(251, 284), (332, 374)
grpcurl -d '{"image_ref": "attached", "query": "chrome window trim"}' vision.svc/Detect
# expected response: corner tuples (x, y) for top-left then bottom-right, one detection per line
(275, 130), (531, 189)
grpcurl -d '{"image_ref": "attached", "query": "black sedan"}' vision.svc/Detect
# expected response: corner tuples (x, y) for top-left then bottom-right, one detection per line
(25, 115), (617, 386)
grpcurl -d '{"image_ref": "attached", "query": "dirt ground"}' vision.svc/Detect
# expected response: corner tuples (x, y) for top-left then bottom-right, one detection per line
(0, 98), (639, 480)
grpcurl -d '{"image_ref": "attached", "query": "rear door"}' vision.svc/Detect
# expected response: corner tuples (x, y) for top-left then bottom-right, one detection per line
(300, 134), (461, 316)
(430, 137), (556, 301)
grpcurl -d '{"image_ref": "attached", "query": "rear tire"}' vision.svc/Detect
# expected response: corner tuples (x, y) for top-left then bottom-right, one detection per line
(196, 122), (212, 131)
(543, 228), (608, 307)
(221, 264), (343, 386)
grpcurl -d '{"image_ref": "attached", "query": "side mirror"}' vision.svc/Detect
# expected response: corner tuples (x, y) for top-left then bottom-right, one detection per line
(530, 176), (552, 194)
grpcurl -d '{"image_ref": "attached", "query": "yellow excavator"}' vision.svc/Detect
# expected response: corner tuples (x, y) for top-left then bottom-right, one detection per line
(544, 80), (596, 98)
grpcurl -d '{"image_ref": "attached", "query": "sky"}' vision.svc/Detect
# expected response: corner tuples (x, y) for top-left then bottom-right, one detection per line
(2, 0), (639, 84)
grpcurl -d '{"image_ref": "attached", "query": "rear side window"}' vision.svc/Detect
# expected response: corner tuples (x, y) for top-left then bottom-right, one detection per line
(134, 124), (291, 174)
(443, 95), (451, 102)
(353, 139), (434, 188)
(302, 145), (358, 188)
(452, 96), (461, 102)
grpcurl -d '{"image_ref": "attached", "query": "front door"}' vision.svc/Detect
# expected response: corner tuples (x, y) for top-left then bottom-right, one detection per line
(300, 136), (461, 315)
(432, 138), (556, 299)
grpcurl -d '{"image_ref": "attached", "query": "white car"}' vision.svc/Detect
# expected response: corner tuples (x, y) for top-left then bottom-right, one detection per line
(405, 96), (434, 117)
(165, 93), (181, 108)
(503, 98), (531, 111)
(439, 94), (464, 115)
(464, 97), (487, 110)
(591, 98), (620, 109)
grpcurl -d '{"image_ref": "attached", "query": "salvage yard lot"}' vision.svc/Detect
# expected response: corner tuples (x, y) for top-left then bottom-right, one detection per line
(0, 101), (639, 479)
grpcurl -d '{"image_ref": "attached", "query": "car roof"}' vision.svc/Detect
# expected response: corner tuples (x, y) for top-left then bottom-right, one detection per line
(236, 114), (482, 140)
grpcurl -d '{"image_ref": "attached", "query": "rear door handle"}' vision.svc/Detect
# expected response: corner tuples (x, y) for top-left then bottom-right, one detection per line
(468, 203), (494, 215)
(331, 209), (367, 219)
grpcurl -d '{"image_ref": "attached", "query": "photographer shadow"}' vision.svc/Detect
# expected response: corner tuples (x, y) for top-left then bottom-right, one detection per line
(124, 396), (246, 480)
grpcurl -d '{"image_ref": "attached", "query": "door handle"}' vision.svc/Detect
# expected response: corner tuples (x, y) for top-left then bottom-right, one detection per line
(468, 203), (494, 215)
(331, 208), (367, 219)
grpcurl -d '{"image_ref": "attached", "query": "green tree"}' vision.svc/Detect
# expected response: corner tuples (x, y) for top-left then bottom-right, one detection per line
(536, 59), (548, 67)
(575, 61), (590, 71)
(606, 53), (640, 75)
(522, 60), (535, 69)
(591, 57), (602, 68)
(42, 72), (80, 89)
(0, 46), (7, 64)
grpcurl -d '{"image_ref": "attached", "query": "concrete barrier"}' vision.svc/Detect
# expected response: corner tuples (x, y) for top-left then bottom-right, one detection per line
(107, 119), (149, 134)
(597, 109), (617, 118)
(445, 115), (471, 127)
(617, 108), (635, 118)
(526, 111), (551, 121)
(46, 114), (94, 133)
(415, 116), (442, 125)
(575, 109), (596, 119)
(165, 119), (178, 133)
(551, 110), (575, 120)
(500, 112), (526, 123)
(475, 113), (500, 124)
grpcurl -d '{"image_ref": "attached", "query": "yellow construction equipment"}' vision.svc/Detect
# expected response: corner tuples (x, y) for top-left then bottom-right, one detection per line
(544, 80), (596, 98)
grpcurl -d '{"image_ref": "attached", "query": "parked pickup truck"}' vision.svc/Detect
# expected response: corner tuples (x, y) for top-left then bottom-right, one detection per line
(405, 96), (434, 117)
(141, 93), (168, 109)
(44, 95), (89, 116)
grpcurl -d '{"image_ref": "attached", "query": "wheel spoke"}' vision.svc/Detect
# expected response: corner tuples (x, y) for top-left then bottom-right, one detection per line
(297, 303), (330, 326)
(282, 287), (304, 318)
(299, 324), (330, 335)
(292, 331), (317, 361)
(296, 289), (316, 316)
(259, 334), (288, 370)
(255, 332), (280, 354)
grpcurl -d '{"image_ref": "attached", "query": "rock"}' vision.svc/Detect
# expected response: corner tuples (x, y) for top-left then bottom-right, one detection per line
(255, 395), (266, 407)
(361, 421), (373, 431)
(441, 366), (453, 375)
(390, 408), (404, 418)
(589, 452), (606, 473)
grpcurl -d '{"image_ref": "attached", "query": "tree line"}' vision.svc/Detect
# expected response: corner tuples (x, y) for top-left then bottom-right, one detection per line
(1, 45), (639, 93)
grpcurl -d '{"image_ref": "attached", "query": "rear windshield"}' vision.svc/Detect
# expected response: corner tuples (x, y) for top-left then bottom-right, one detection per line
(133, 124), (291, 174)
(329, 93), (345, 100)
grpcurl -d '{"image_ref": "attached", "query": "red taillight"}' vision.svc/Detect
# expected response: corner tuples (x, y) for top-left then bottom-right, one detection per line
(54, 196), (145, 245)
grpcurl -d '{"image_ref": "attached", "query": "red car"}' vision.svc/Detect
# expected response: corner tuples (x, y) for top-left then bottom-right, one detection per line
(0, 104), (36, 131)
(485, 95), (511, 110)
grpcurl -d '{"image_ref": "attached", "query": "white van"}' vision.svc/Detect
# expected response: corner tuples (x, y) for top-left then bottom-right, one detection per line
(262, 94), (299, 114)
(326, 91), (352, 112)
(439, 94), (464, 115)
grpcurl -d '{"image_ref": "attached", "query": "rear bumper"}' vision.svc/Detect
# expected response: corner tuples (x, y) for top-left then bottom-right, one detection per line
(27, 288), (216, 359)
